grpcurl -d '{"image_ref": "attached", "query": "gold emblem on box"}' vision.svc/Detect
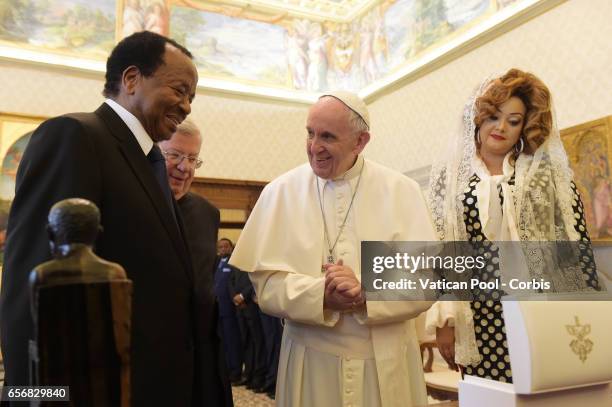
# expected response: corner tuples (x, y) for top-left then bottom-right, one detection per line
(566, 316), (593, 362)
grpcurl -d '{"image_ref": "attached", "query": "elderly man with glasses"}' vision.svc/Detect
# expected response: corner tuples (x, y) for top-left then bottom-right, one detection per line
(159, 119), (204, 199)
(159, 119), (233, 406)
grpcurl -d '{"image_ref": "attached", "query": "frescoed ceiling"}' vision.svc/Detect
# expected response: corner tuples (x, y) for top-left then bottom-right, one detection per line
(227, 0), (378, 21)
(0, 0), (560, 102)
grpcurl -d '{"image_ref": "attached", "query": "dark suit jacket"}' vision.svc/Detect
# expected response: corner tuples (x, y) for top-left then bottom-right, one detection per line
(214, 259), (240, 317)
(229, 269), (255, 303)
(229, 269), (262, 324)
(177, 192), (233, 406)
(0, 103), (197, 406)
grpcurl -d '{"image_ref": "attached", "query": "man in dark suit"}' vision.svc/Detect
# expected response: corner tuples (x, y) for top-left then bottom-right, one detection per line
(214, 239), (244, 385)
(159, 120), (233, 406)
(258, 311), (283, 399)
(1, 31), (204, 406)
(230, 267), (266, 391)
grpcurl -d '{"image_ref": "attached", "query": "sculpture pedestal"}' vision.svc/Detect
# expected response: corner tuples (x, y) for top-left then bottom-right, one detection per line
(459, 376), (611, 407)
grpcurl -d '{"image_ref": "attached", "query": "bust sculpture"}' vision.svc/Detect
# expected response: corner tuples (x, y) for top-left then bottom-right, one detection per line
(29, 198), (132, 406)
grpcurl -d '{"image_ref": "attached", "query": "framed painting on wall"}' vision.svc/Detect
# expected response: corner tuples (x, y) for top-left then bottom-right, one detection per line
(0, 113), (45, 268)
(561, 115), (612, 242)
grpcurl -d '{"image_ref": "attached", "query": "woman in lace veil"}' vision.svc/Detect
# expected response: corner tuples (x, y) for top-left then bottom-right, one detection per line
(426, 68), (602, 382)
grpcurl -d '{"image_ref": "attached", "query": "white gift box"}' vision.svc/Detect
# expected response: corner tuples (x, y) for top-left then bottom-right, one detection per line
(459, 294), (612, 406)
(459, 375), (611, 407)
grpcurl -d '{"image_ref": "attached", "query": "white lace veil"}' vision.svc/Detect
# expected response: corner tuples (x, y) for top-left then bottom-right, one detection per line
(427, 73), (603, 366)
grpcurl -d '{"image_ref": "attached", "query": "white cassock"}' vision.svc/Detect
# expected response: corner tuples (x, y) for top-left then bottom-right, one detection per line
(230, 156), (437, 407)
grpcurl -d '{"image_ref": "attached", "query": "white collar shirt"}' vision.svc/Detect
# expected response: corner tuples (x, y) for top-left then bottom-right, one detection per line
(105, 98), (154, 156)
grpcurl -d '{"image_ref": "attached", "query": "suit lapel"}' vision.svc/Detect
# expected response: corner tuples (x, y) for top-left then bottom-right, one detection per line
(95, 103), (193, 283)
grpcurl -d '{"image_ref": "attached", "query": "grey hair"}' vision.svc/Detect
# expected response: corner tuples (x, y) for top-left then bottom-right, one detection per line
(348, 109), (369, 133)
(175, 119), (201, 139)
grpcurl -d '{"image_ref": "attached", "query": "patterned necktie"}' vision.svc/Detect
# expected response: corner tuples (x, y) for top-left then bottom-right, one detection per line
(147, 144), (178, 225)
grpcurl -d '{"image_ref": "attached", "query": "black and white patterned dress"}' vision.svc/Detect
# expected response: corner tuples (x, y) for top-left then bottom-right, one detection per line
(461, 174), (600, 383)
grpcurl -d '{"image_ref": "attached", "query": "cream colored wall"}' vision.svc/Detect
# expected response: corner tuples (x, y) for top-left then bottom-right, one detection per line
(0, 61), (308, 182)
(1, 0), (611, 182)
(192, 92), (307, 181)
(366, 0), (612, 174)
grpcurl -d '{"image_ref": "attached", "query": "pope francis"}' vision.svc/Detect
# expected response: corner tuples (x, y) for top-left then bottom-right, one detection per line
(230, 91), (436, 406)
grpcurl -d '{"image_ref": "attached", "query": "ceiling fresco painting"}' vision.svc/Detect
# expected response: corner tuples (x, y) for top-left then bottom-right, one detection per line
(0, 0), (116, 59)
(170, 6), (290, 88)
(121, 0), (170, 37)
(0, 0), (544, 101)
(239, 0), (377, 21)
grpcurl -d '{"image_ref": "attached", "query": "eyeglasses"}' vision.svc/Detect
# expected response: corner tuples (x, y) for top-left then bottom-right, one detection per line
(161, 149), (203, 169)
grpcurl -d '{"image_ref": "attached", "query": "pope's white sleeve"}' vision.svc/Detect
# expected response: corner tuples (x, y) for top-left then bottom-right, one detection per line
(249, 270), (340, 327)
(424, 301), (456, 336)
(353, 300), (434, 325)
